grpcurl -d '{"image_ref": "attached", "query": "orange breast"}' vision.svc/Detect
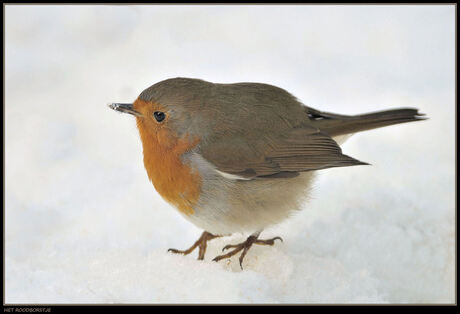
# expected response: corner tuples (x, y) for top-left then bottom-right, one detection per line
(135, 102), (201, 216)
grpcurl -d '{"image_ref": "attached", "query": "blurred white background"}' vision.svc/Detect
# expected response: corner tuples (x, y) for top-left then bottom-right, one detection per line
(5, 5), (455, 303)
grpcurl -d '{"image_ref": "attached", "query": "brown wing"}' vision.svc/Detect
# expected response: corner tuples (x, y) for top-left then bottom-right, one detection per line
(199, 124), (368, 180)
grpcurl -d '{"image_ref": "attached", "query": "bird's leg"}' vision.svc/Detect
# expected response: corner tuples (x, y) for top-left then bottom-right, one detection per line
(168, 231), (221, 260)
(212, 231), (283, 269)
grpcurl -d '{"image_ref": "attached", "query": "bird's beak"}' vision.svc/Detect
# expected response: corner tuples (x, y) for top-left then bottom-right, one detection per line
(108, 103), (142, 117)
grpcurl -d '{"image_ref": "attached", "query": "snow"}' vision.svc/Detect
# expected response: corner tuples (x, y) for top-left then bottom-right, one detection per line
(5, 5), (455, 304)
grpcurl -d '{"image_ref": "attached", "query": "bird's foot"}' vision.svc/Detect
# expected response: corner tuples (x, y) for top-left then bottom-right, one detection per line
(212, 234), (283, 269)
(168, 231), (220, 260)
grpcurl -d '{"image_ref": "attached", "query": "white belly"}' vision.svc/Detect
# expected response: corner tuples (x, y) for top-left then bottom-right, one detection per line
(181, 153), (316, 235)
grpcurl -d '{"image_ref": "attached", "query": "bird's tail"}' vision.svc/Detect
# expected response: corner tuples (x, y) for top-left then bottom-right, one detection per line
(306, 106), (427, 137)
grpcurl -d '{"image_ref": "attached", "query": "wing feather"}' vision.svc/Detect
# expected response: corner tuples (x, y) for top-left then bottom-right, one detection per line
(200, 124), (368, 180)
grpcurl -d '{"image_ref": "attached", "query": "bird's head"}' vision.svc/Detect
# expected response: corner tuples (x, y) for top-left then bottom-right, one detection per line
(109, 78), (216, 151)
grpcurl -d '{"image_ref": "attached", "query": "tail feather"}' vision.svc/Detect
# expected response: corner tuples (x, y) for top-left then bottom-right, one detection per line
(305, 106), (427, 137)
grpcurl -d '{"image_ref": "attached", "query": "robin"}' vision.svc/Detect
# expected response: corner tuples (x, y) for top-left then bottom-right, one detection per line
(109, 77), (426, 269)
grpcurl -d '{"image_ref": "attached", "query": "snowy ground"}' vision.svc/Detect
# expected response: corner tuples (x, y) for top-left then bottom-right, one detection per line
(5, 5), (455, 304)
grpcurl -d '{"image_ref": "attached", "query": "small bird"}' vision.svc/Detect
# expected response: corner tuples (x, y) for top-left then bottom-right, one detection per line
(109, 77), (426, 268)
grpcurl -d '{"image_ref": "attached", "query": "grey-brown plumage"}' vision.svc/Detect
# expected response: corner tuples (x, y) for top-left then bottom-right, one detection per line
(139, 78), (425, 180)
(306, 106), (426, 137)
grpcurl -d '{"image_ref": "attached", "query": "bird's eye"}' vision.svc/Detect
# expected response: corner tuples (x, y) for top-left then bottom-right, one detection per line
(153, 111), (166, 122)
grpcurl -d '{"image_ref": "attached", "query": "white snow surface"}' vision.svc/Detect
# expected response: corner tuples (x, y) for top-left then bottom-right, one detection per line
(5, 5), (455, 304)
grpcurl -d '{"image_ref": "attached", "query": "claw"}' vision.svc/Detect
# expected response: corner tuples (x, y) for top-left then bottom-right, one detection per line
(168, 231), (220, 260)
(222, 244), (238, 252)
(213, 233), (283, 269)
